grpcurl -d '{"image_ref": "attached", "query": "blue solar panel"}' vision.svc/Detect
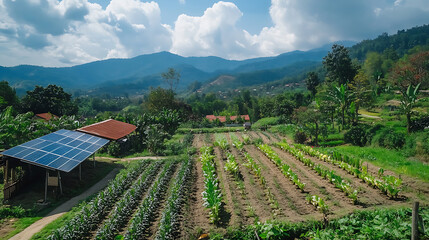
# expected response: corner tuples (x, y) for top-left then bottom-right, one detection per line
(2, 129), (109, 172)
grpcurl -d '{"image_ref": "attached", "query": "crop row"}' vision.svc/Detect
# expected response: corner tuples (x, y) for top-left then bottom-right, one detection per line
(48, 160), (150, 240)
(242, 151), (278, 208)
(275, 141), (358, 203)
(155, 157), (193, 240)
(294, 144), (402, 199)
(95, 161), (163, 239)
(200, 146), (223, 223)
(228, 134), (277, 207)
(306, 195), (329, 214)
(257, 144), (306, 192)
(224, 152), (239, 176)
(229, 133), (244, 151)
(214, 133), (229, 150)
(124, 160), (177, 239)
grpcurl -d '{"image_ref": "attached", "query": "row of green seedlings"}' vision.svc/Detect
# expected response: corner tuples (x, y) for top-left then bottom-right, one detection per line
(48, 160), (150, 240)
(200, 146), (223, 223)
(124, 160), (177, 240)
(95, 161), (163, 239)
(215, 133), (240, 178)
(306, 195), (329, 215)
(257, 144), (306, 192)
(229, 133), (278, 208)
(155, 157), (193, 240)
(275, 141), (358, 204)
(294, 144), (402, 199)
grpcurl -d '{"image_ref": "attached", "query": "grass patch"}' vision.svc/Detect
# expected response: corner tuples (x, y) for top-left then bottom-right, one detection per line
(1, 217), (42, 240)
(252, 117), (280, 129)
(326, 145), (429, 182)
(269, 124), (297, 139)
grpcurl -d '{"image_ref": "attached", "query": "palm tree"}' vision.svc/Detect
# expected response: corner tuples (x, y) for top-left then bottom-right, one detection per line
(400, 83), (420, 134)
(327, 84), (353, 130)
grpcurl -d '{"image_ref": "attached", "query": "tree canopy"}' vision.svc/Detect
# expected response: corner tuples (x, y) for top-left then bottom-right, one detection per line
(21, 84), (78, 116)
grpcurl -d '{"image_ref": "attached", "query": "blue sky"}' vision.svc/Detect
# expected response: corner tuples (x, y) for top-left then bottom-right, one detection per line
(0, 0), (428, 67)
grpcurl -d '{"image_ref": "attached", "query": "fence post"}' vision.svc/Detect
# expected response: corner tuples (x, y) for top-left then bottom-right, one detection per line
(412, 201), (419, 240)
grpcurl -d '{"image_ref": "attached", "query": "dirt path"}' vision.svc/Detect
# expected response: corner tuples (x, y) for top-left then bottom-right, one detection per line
(96, 156), (166, 162)
(10, 168), (120, 240)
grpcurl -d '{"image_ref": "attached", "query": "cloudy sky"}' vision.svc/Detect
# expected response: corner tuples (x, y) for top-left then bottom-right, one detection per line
(0, 0), (428, 67)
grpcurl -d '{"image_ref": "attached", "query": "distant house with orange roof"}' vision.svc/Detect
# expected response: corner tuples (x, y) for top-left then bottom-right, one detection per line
(35, 113), (59, 121)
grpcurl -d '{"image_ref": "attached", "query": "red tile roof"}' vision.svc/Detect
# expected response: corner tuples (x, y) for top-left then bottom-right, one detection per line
(35, 113), (58, 121)
(77, 119), (137, 140)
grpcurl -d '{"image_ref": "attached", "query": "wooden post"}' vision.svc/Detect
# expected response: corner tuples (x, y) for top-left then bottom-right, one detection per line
(93, 154), (95, 168)
(58, 171), (63, 195)
(44, 169), (48, 203)
(5, 159), (9, 183)
(412, 201), (419, 240)
(79, 164), (82, 181)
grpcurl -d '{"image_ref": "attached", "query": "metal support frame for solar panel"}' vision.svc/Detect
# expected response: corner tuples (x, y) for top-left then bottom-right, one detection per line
(1, 129), (109, 202)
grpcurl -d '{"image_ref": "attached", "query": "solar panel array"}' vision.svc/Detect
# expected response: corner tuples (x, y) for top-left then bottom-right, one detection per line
(2, 129), (109, 172)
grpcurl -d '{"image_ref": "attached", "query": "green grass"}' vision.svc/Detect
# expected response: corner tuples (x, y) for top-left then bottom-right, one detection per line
(252, 117), (280, 129)
(1, 217), (42, 240)
(326, 145), (429, 182)
(269, 124), (297, 139)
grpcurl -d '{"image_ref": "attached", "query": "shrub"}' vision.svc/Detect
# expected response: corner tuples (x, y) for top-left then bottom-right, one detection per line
(375, 128), (406, 149)
(294, 131), (307, 144)
(107, 141), (121, 157)
(410, 115), (429, 132)
(344, 125), (368, 147)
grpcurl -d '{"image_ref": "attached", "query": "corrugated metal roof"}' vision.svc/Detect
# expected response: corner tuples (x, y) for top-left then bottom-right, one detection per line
(35, 113), (58, 121)
(77, 119), (136, 140)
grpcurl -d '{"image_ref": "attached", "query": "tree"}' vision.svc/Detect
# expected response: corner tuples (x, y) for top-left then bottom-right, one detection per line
(400, 83), (421, 134)
(21, 85), (78, 116)
(323, 44), (358, 85)
(305, 72), (320, 97)
(0, 81), (19, 111)
(295, 106), (324, 146)
(389, 51), (429, 93)
(144, 87), (176, 112)
(161, 68), (181, 91)
(327, 84), (353, 130)
(349, 69), (373, 124)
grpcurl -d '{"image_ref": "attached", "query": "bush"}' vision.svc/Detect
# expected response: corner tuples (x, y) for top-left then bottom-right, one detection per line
(344, 125), (368, 147)
(410, 115), (429, 132)
(294, 131), (307, 144)
(374, 128), (406, 149)
(107, 141), (121, 157)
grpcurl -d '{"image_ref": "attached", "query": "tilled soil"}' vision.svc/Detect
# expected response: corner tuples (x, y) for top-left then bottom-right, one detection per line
(244, 145), (318, 221)
(229, 146), (274, 222)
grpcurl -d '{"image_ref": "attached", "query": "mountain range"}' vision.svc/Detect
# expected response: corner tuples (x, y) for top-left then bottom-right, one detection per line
(1, 41), (355, 96)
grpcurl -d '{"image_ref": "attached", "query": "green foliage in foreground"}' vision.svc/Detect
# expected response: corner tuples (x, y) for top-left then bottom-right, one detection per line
(212, 207), (429, 240)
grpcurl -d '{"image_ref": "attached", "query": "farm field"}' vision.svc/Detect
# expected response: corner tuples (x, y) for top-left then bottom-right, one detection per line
(26, 130), (429, 239)
(187, 131), (429, 234)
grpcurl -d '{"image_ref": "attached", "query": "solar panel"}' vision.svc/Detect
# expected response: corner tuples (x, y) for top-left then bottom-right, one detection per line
(2, 129), (109, 172)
